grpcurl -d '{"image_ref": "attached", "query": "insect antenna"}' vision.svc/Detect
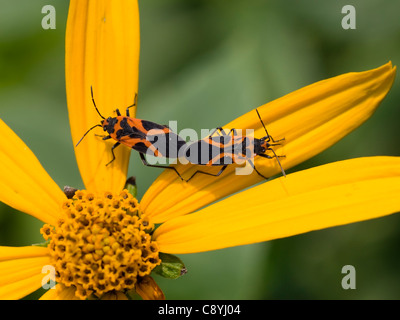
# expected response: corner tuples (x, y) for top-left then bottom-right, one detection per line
(90, 86), (105, 120)
(256, 108), (286, 177)
(255, 108), (284, 143)
(75, 124), (102, 147)
(268, 148), (286, 177)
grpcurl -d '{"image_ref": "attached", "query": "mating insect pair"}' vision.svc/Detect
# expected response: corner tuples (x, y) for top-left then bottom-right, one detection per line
(183, 115), (286, 182)
(76, 88), (286, 182)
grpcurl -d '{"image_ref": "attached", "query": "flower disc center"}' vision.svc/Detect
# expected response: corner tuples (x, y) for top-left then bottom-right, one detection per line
(41, 189), (160, 299)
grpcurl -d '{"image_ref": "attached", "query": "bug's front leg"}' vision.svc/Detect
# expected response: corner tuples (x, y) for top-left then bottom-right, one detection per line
(125, 93), (138, 117)
(94, 134), (112, 140)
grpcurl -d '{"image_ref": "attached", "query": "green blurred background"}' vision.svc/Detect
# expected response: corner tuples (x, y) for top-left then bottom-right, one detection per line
(0, 0), (399, 299)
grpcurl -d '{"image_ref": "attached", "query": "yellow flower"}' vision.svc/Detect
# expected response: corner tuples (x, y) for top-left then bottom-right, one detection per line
(0, 0), (399, 300)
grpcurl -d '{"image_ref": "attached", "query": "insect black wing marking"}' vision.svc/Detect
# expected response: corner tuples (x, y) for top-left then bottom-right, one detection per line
(141, 120), (167, 131)
(185, 138), (233, 166)
(131, 141), (150, 154)
(147, 132), (187, 158)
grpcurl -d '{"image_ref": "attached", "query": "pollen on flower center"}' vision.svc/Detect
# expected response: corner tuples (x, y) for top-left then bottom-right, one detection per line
(41, 189), (160, 300)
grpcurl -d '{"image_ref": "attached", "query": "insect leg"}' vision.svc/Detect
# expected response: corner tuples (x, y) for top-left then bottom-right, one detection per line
(94, 134), (112, 140)
(208, 127), (237, 138)
(247, 159), (269, 180)
(125, 93), (138, 117)
(208, 127), (224, 138)
(267, 136), (286, 144)
(227, 128), (237, 136)
(139, 153), (184, 181)
(185, 165), (228, 183)
(106, 142), (121, 166)
(258, 149), (286, 177)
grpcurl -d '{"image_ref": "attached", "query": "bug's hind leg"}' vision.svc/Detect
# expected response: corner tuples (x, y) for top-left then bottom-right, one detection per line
(139, 153), (184, 181)
(208, 127), (237, 138)
(185, 165), (228, 183)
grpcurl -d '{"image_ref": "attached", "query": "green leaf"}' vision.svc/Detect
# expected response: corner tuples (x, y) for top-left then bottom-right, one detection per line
(153, 253), (187, 279)
(125, 176), (137, 198)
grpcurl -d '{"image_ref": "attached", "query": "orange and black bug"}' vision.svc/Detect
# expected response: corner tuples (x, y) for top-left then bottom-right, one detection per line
(76, 87), (187, 180)
(183, 109), (286, 182)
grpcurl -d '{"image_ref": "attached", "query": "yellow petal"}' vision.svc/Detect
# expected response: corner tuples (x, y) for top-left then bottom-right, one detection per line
(142, 62), (396, 223)
(66, 0), (140, 192)
(0, 246), (49, 261)
(0, 247), (51, 299)
(0, 120), (66, 225)
(154, 156), (400, 254)
(135, 275), (165, 300)
(39, 284), (79, 300)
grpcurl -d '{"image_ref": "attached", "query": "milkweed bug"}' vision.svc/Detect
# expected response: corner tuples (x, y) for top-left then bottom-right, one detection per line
(76, 87), (187, 180)
(183, 109), (286, 182)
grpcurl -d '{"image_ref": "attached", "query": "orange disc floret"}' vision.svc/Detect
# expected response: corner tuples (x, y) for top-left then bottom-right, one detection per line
(41, 189), (160, 299)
